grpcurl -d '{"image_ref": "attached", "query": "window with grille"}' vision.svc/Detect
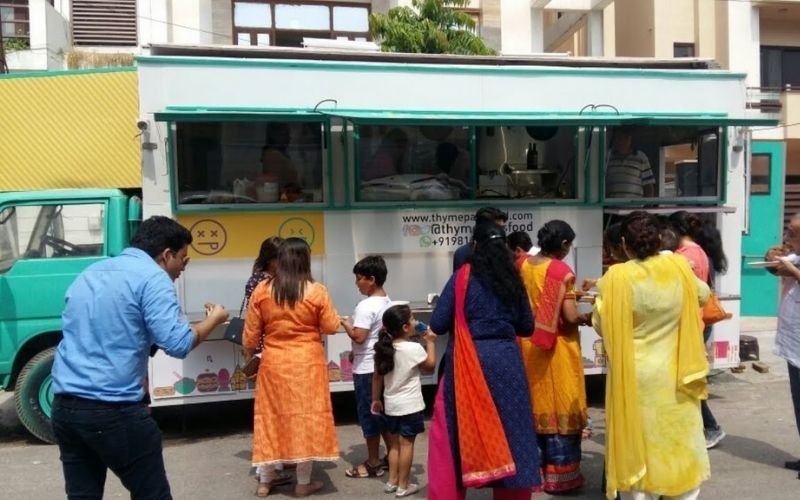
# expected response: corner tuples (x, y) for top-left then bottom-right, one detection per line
(232, 1), (370, 48)
(0, 0), (31, 40)
(71, 0), (137, 46)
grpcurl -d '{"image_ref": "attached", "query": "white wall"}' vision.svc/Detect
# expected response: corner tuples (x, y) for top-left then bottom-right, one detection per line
(169, 0), (215, 45)
(726, 1), (761, 88)
(6, 0), (70, 71)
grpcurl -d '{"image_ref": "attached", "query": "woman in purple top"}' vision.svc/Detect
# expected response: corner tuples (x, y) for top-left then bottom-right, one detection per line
(245, 236), (284, 302)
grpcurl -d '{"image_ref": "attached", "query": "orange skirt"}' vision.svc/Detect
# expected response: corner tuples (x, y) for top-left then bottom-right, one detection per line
(252, 344), (339, 465)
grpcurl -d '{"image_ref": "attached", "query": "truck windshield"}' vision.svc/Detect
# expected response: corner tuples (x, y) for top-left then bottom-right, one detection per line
(0, 207), (19, 273)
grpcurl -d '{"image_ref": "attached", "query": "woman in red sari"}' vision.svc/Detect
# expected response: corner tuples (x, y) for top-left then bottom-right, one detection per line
(428, 222), (541, 500)
(519, 220), (590, 493)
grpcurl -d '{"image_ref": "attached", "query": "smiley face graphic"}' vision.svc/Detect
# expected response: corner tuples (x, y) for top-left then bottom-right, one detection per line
(278, 217), (316, 246)
(189, 219), (227, 256)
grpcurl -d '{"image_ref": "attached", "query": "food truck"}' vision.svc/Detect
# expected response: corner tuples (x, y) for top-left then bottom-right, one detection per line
(0, 44), (774, 442)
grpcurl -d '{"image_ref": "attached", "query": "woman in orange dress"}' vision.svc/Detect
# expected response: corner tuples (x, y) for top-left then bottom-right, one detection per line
(243, 237), (342, 497)
(519, 220), (590, 493)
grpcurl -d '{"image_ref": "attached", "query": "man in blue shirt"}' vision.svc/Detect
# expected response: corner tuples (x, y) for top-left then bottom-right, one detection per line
(51, 216), (229, 500)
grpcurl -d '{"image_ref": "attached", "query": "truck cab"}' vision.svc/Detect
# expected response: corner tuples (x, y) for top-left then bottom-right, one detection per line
(0, 189), (139, 442)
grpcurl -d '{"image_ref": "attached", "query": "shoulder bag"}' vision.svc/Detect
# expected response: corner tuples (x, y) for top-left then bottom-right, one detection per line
(223, 295), (247, 345)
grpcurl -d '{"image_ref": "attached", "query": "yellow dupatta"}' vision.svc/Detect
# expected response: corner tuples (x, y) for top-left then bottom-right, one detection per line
(598, 254), (708, 499)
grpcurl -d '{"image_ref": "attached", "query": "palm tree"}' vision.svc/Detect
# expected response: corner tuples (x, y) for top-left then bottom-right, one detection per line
(369, 0), (496, 56)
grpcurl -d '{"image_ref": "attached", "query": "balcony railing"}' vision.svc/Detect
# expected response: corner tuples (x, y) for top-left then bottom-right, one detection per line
(0, 1), (30, 41)
(747, 87), (784, 114)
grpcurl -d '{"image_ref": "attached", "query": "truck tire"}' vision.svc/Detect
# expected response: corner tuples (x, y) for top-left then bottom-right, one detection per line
(14, 347), (57, 444)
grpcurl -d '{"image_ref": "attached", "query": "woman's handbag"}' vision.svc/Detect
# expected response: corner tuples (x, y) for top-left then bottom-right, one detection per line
(702, 291), (732, 327)
(242, 352), (261, 378)
(223, 296), (247, 345)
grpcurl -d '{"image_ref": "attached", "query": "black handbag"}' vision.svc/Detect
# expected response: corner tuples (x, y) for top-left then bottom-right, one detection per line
(223, 296), (247, 344)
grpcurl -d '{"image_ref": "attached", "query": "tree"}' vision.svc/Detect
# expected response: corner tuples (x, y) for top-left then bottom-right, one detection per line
(369, 0), (496, 56)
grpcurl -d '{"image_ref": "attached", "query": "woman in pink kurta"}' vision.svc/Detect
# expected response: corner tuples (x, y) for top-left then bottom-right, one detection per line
(669, 210), (729, 450)
(243, 238), (342, 497)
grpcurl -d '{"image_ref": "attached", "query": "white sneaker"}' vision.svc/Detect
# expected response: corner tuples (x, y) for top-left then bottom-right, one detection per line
(384, 482), (398, 493)
(705, 428), (726, 449)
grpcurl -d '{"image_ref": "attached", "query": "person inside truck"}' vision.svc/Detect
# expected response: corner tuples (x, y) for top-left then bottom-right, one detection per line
(50, 216), (230, 500)
(258, 123), (300, 197)
(362, 128), (408, 181)
(604, 127), (656, 199)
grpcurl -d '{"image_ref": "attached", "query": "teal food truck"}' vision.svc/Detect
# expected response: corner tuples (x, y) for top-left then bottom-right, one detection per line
(0, 45), (775, 443)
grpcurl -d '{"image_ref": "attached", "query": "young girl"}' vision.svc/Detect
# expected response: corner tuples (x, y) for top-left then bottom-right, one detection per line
(371, 304), (436, 497)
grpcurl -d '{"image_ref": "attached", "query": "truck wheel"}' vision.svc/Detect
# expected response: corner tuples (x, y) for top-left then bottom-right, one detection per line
(14, 347), (57, 444)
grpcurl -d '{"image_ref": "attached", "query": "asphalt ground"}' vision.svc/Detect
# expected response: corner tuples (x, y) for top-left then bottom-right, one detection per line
(1, 318), (798, 499)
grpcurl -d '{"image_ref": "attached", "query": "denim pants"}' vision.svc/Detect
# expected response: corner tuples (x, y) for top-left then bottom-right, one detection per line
(788, 363), (800, 437)
(701, 326), (720, 431)
(52, 395), (172, 500)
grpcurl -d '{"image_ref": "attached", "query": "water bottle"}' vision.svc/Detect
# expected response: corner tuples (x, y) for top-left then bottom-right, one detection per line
(414, 321), (429, 346)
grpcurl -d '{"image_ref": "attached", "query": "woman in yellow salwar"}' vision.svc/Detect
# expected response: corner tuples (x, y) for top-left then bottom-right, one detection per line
(519, 220), (590, 493)
(592, 211), (711, 500)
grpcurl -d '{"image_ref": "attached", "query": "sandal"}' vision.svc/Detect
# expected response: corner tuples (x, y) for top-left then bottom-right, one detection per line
(395, 483), (419, 497)
(380, 456), (389, 470)
(345, 461), (385, 478)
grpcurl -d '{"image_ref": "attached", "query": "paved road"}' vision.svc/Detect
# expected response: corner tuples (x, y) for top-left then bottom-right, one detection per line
(1, 321), (798, 499)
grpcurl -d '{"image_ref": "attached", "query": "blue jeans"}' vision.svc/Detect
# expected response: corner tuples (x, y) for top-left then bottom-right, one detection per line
(701, 326), (720, 431)
(353, 372), (384, 438)
(52, 395), (172, 500)
(788, 363), (800, 437)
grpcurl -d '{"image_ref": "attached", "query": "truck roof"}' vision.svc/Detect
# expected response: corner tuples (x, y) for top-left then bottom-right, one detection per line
(0, 189), (125, 204)
(146, 43), (720, 71)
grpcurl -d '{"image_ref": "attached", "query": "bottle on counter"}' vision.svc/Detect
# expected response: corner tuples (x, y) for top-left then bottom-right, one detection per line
(527, 143), (538, 170)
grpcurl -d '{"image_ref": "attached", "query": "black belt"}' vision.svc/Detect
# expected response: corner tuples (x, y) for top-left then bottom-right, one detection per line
(54, 394), (143, 408)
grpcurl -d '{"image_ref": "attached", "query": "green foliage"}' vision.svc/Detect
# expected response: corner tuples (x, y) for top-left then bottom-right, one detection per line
(369, 0), (495, 56)
(2, 37), (30, 53)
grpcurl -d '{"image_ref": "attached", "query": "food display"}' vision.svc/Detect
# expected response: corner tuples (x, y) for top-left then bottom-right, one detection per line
(174, 377), (196, 395)
(153, 386), (176, 397)
(218, 368), (231, 391)
(196, 372), (219, 392)
(592, 339), (607, 367)
(339, 351), (353, 382)
(231, 365), (248, 391)
(328, 360), (342, 382)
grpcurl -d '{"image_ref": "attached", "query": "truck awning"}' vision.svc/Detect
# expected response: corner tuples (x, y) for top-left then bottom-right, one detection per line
(153, 107), (325, 122)
(316, 109), (637, 126)
(319, 109), (779, 127)
(152, 106), (779, 127)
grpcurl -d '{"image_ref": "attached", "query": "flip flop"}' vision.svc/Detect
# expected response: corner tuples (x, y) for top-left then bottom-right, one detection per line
(345, 461), (385, 478)
(395, 484), (419, 497)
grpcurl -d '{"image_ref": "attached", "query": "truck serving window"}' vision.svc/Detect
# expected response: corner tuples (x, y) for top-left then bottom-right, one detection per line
(475, 126), (580, 200)
(603, 126), (721, 202)
(174, 120), (326, 206)
(354, 124), (582, 203)
(357, 125), (472, 202)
